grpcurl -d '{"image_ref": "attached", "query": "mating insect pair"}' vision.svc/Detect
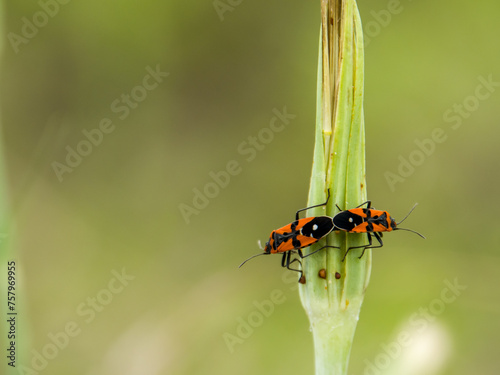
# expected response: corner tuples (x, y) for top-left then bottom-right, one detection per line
(239, 190), (425, 280)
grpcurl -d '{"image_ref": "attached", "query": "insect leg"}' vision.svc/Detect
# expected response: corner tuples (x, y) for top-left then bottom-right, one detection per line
(282, 251), (302, 274)
(342, 233), (373, 262)
(355, 200), (372, 209)
(337, 200), (371, 212)
(281, 252), (288, 268)
(357, 232), (383, 259)
(300, 245), (339, 259)
(294, 189), (331, 221)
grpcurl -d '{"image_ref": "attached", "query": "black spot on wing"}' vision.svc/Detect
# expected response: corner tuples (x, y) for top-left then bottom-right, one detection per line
(272, 231), (288, 249)
(333, 211), (364, 231)
(368, 211), (389, 229)
(300, 216), (334, 239)
(270, 232), (280, 250)
(377, 212), (389, 228)
(292, 237), (302, 248)
(273, 230), (300, 250)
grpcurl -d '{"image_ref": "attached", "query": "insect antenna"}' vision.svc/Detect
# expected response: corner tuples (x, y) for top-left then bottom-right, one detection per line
(238, 252), (268, 268)
(393, 227), (426, 239)
(394, 203), (425, 238)
(396, 203), (419, 225)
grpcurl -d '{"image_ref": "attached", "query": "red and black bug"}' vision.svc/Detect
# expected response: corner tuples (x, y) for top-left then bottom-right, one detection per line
(332, 201), (425, 261)
(239, 190), (337, 279)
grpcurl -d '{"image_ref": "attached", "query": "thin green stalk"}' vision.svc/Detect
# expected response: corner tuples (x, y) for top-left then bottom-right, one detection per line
(299, 1), (370, 374)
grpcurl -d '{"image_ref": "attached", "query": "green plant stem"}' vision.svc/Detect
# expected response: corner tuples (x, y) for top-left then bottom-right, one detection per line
(299, 1), (371, 374)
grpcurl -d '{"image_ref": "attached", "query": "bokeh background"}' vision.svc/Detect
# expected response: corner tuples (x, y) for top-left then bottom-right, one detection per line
(1, 0), (500, 374)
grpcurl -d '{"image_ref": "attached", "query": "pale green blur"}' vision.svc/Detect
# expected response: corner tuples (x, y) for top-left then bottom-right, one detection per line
(1, 1), (499, 374)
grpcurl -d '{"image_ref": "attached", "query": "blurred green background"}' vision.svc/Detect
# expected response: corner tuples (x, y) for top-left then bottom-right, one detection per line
(1, 0), (500, 374)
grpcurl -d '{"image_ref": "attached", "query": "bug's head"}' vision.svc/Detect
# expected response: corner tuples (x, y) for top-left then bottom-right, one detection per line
(259, 239), (273, 254)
